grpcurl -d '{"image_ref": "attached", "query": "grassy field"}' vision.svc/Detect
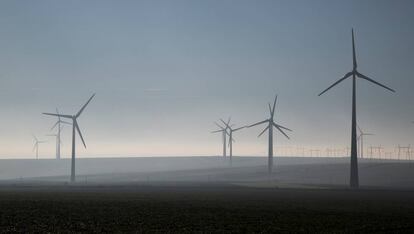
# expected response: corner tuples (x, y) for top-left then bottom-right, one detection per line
(0, 184), (414, 233)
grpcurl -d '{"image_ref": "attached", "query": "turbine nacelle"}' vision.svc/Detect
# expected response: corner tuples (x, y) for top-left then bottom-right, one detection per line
(319, 29), (395, 97)
(247, 95), (292, 139)
(43, 93), (95, 149)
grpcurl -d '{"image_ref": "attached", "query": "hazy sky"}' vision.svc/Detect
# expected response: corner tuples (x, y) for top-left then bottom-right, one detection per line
(0, 0), (413, 158)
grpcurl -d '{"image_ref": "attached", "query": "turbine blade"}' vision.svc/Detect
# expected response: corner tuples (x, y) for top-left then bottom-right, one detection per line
(76, 93), (95, 118)
(228, 137), (235, 146)
(74, 120), (87, 148)
(226, 117), (231, 127)
(211, 130), (223, 133)
(357, 124), (362, 134)
(51, 121), (59, 130)
(61, 120), (72, 125)
(272, 95), (277, 117)
(248, 119), (268, 128)
(273, 123), (290, 139)
(352, 28), (357, 70)
(214, 122), (224, 130)
(356, 72), (395, 92)
(32, 143), (37, 152)
(220, 119), (230, 129)
(318, 72), (353, 96)
(268, 103), (272, 116)
(43, 113), (72, 119)
(274, 123), (292, 132)
(258, 126), (269, 138)
(233, 126), (245, 132)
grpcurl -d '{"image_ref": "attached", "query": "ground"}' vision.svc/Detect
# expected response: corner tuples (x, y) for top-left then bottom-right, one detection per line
(1, 157), (414, 233)
(0, 184), (414, 233)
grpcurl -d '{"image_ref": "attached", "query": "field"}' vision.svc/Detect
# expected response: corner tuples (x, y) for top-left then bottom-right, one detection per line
(1, 156), (414, 233)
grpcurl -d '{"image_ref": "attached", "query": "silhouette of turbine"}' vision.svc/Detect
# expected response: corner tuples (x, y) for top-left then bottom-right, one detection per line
(248, 95), (292, 174)
(48, 108), (71, 160)
(211, 118), (230, 157)
(32, 135), (46, 160)
(43, 94), (95, 182)
(318, 29), (395, 188)
(357, 125), (373, 159)
(220, 119), (245, 165)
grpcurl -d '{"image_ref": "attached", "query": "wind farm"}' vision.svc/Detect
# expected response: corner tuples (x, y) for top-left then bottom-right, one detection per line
(1, 28), (411, 233)
(1, 0), (414, 232)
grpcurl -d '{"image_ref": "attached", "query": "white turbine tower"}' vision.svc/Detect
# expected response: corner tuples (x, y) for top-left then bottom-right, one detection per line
(32, 135), (46, 160)
(211, 119), (230, 157)
(357, 125), (373, 159)
(220, 119), (245, 165)
(48, 108), (71, 160)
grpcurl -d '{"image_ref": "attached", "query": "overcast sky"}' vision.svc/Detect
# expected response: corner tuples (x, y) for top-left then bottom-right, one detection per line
(0, 0), (413, 158)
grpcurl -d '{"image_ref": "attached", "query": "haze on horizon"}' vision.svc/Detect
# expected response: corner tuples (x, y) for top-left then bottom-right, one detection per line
(0, 0), (413, 158)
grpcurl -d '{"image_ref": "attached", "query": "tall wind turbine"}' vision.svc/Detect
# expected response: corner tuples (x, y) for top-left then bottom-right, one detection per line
(357, 125), (373, 159)
(32, 135), (46, 160)
(211, 119), (230, 157)
(318, 29), (395, 188)
(247, 95), (292, 174)
(43, 94), (95, 182)
(220, 119), (245, 165)
(49, 108), (71, 160)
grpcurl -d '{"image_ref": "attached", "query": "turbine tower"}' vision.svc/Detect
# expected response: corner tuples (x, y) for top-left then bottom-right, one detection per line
(211, 119), (230, 157)
(247, 95), (292, 174)
(318, 29), (395, 188)
(43, 94), (95, 182)
(220, 119), (245, 165)
(32, 135), (46, 160)
(49, 108), (71, 160)
(357, 125), (373, 159)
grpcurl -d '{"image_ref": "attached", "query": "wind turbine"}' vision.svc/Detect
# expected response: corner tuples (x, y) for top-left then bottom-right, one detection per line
(32, 135), (46, 160)
(43, 94), (95, 182)
(220, 119), (245, 165)
(318, 29), (395, 188)
(48, 108), (71, 160)
(211, 119), (230, 157)
(247, 95), (292, 174)
(357, 125), (373, 159)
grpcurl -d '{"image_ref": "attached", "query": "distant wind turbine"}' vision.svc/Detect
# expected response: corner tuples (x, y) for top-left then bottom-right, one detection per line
(357, 125), (373, 159)
(43, 94), (95, 182)
(32, 135), (46, 160)
(248, 95), (292, 174)
(211, 119), (230, 157)
(220, 119), (245, 165)
(48, 108), (71, 160)
(318, 29), (395, 188)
